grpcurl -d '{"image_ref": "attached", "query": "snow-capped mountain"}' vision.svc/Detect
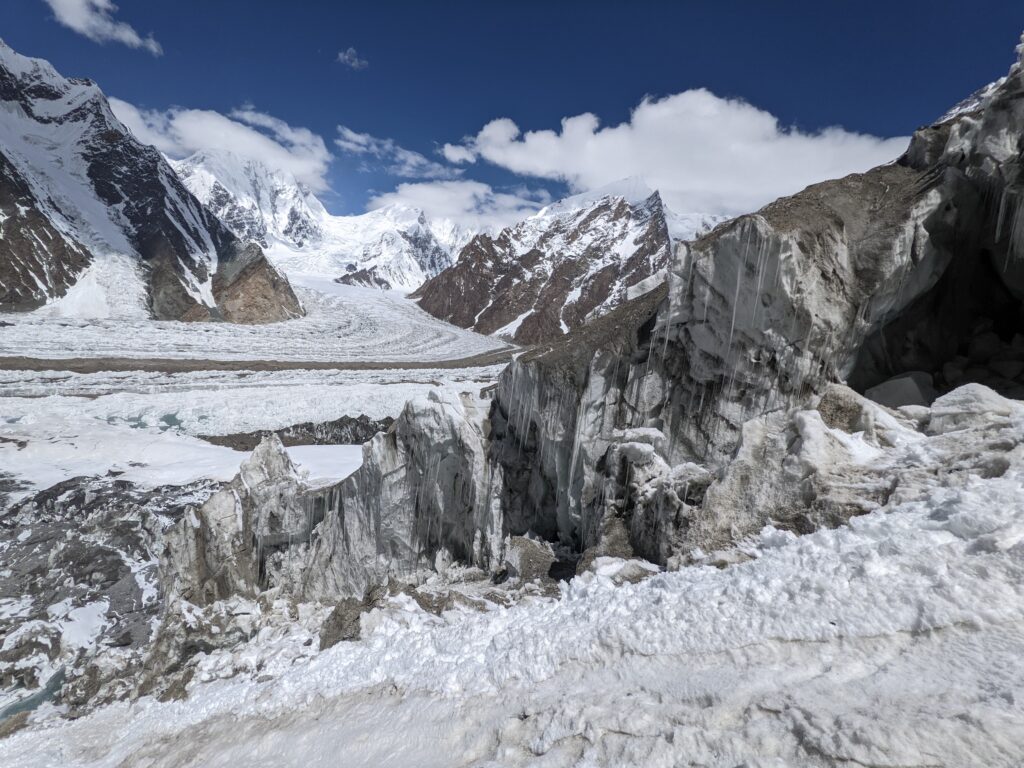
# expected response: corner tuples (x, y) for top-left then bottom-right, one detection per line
(0, 41), (302, 323)
(414, 179), (725, 344)
(173, 149), (474, 292)
(301, 203), (473, 292)
(170, 150), (326, 251)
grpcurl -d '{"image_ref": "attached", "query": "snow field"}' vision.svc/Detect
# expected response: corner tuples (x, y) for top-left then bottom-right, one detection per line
(2, 469), (1023, 766)
(0, 364), (500, 502)
(0, 278), (510, 363)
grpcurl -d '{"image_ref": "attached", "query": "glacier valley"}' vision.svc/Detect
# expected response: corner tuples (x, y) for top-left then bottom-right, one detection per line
(1, 26), (1024, 768)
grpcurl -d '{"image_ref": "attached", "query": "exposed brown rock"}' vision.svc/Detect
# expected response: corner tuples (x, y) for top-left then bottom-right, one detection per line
(0, 41), (304, 324)
(415, 193), (679, 344)
(212, 242), (303, 323)
(0, 153), (91, 311)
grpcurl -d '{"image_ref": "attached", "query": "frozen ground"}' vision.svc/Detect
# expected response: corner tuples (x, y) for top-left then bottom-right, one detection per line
(2, 467), (1023, 766)
(0, 364), (500, 503)
(0, 268), (506, 505)
(0, 275), (510, 363)
(0, 365), (502, 431)
(284, 445), (365, 488)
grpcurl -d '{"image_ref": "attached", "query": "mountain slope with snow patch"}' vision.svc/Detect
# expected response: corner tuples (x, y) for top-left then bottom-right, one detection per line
(414, 180), (724, 343)
(0, 41), (301, 323)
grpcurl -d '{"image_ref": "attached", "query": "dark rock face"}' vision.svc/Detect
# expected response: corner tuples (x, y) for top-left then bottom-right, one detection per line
(334, 267), (395, 291)
(0, 154), (91, 310)
(501, 536), (556, 583)
(414, 193), (680, 344)
(208, 241), (303, 324)
(0, 41), (302, 323)
(319, 596), (375, 649)
(200, 414), (394, 451)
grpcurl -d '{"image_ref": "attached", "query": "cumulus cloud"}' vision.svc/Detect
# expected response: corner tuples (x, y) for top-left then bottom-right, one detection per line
(336, 126), (459, 179)
(368, 180), (550, 231)
(43, 0), (162, 55)
(443, 89), (910, 216)
(337, 47), (368, 70)
(109, 98), (333, 191)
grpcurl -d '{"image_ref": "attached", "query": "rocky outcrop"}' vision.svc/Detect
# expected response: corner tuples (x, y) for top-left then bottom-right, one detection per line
(414, 183), (723, 343)
(0, 41), (302, 322)
(199, 414), (394, 452)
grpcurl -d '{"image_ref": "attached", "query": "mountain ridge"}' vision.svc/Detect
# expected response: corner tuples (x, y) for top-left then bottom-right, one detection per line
(172, 148), (474, 292)
(414, 185), (725, 343)
(0, 40), (302, 323)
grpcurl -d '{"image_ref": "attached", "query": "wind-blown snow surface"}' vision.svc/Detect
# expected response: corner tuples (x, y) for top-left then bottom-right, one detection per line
(0, 276), (509, 362)
(3, 468), (1023, 766)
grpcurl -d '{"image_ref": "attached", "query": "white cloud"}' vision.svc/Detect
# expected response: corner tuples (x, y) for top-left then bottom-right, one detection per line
(43, 0), (162, 56)
(337, 47), (368, 70)
(109, 98), (333, 191)
(367, 180), (550, 231)
(336, 126), (459, 179)
(441, 144), (476, 164)
(443, 89), (910, 216)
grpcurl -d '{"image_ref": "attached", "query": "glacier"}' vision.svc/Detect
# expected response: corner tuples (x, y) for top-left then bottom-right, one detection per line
(3, 30), (1024, 768)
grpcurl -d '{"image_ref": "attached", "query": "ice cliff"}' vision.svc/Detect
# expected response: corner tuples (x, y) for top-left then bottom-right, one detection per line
(201, 39), (1024, 599)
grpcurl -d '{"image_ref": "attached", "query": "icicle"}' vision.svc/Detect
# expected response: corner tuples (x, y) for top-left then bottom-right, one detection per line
(725, 223), (754, 377)
(1007, 191), (1024, 271)
(751, 237), (771, 328)
(566, 389), (587, 500)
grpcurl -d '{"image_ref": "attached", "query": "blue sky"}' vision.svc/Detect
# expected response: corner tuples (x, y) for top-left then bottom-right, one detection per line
(2, 1), (1022, 225)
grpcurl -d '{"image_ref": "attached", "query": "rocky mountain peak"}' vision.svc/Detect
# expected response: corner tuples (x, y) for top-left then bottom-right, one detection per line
(175, 152), (472, 291)
(414, 183), (722, 343)
(0, 41), (302, 322)
(170, 149), (327, 250)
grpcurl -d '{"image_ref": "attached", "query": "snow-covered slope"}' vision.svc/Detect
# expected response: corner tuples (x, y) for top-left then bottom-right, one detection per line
(4, 384), (1024, 767)
(173, 149), (473, 292)
(170, 150), (326, 250)
(414, 179), (724, 344)
(277, 203), (471, 292)
(0, 41), (302, 323)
